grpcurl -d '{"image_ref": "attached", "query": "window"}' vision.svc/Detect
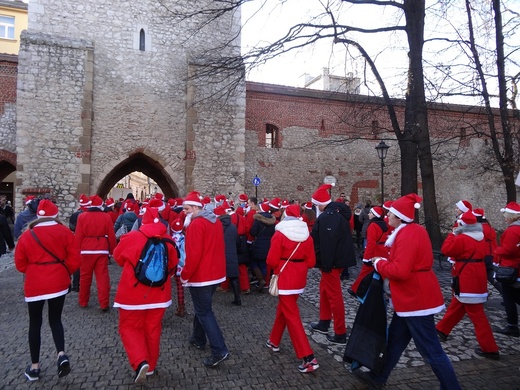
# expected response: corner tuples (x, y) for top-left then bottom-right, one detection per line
(139, 29), (145, 51)
(265, 124), (279, 148)
(0, 16), (15, 40)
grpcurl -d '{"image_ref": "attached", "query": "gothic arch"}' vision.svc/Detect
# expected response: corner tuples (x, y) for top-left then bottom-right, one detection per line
(97, 151), (180, 199)
(0, 150), (16, 182)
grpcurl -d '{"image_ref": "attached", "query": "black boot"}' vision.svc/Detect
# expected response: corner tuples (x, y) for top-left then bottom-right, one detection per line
(230, 278), (241, 306)
(309, 320), (331, 334)
(252, 268), (265, 292)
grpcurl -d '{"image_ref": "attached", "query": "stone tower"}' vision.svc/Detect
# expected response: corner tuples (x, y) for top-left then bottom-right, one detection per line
(16, 1), (245, 217)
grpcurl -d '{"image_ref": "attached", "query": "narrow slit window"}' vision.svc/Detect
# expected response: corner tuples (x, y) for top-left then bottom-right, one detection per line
(139, 29), (146, 51)
(265, 124), (279, 148)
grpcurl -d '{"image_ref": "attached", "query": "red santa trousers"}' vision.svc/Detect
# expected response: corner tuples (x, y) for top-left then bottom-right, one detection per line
(119, 308), (166, 371)
(319, 269), (347, 335)
(269, 294), (313, 359)
(436, 298), (498, 353)
(79, 254), (110, 309)
(220, 266), (250, 292)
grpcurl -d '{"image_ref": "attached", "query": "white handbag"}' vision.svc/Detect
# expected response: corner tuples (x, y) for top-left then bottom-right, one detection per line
(269, 242), (301, 297)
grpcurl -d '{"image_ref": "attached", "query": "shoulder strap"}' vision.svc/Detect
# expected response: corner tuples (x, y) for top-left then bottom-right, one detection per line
(29, 228), (70, 275)
(279, 242), (302, 274)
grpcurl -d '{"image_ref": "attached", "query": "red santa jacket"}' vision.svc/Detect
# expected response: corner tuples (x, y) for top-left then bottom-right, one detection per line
(113, 222), (178, 309)
(494, 222), (520, 281)
(180, 210), (226, 287)
(266, 218), (315, 295)
(441, 225), (488, 303)
(374, 223), (445, 317)
(15, 219), (81, 301)
(75, 209), (117, 255)
(230, 212), (247, 235)
(245, 208), (257, 242)
(363, 219), (390, 262)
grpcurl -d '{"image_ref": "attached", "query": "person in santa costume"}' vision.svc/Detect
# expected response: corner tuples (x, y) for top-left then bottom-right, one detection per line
(493, 201), (520, 337)
(354, 193), (460, 389)
(309, 183), (356, 345)
(180, 191), (230, 368)
(436, 211), (499, 359)
(15, 199), (81, 381)
(473, 208), (502, 296)
(113, 207), (178, 384)
(265, 204), (318, 373)
(75, 195), (117, 311)
(349, 206), (390, 298)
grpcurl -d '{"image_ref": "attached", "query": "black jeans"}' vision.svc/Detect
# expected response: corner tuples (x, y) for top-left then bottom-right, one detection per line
(27, 295), (66, 364)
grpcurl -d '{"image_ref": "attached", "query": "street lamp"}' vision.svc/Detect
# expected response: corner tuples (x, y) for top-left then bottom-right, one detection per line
(375, 140), (390, 203)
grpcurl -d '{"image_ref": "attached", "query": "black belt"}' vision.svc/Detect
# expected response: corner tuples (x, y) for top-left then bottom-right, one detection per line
(457, 259), (484, 263)
(281, 258), (304, 263)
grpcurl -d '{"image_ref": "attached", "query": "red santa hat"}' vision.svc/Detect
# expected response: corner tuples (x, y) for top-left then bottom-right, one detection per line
(125, 201), (138, 213)
(311, 183), (335, 206)
(151, 198), (166, 212)
(89, 195), (103, 208)
(383, 200), (393, 211)
(37, 199), (59, 218)
(472, 208), (485, 217)
(457, 210), (477, 226)
(183, 191), (202, 207)
(285, 204), (301, 218)
(456, 199), (473, 213)
(167, 198), (176, 207)
(171, 218), (184, 232)
(24, 195), (36, 205)
(142, 207), (161, 225)
(105, 198), (115, 208)
(304, 201), (313, 210)
(214, 194), (226, 203)
(370, 206), (384, 218)
(500, 201), (520, 214)
(259, 202), (270, 213)
(154, 193), (164, 201)
(281, 199), (290, 208)
(389, 193), (422, 223)
(213, 205), (227, 216)
(238, 193), (248, 203)
(202, 196), (211, 205)
(79, 194), (90, 207)
(269, 197), (281, 210)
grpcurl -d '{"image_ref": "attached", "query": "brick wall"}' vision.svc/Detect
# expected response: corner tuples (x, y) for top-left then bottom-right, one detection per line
(0, 55), (17, 116)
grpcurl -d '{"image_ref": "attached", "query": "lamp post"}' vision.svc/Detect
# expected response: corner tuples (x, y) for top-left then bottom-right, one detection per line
(375, 140), (390, 203)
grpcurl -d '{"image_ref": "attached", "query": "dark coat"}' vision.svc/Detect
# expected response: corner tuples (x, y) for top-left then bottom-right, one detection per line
(311, 201), (356, 271)
(0, 214), (14, 255)
(250, 212), (276, 260)
(14, 199), (39, 239)
(219, 215), (240, 278)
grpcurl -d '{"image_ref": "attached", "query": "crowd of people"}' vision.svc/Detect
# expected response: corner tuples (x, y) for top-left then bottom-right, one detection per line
(5, 186), (520, 386)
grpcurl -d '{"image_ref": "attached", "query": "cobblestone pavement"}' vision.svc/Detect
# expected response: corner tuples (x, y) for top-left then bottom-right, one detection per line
(1, 250), (519, 389)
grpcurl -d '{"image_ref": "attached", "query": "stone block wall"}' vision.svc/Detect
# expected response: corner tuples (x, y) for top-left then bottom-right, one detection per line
(15, 0), (244, 217)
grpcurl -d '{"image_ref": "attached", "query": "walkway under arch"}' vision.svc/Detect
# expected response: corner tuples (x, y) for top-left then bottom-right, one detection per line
(97, 152), (179, 200)
(0, 150), (17, 182)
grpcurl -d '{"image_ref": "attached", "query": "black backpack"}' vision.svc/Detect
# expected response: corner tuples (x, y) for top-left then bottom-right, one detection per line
(134, 236), (177, 287)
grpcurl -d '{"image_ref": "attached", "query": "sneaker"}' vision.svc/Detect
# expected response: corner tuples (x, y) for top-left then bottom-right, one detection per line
(265, 340), (280, 352)
(326, 333), (347, 345)
(298, 358), (319, 373)
(495, 325), (520, 337)
(309, 321), (330, 335)
(436, 329), (448, 342)
(353, 368), (384, 389)
(134, 361), (149, 384)
(241, 289), (251, 294)
(203, 352), (229, 368)
(189, 337), (206, 350)
(475, 348), (500, 360)
(57, 354), (71, 378)
(146, 370), (155, 376)
(24, 365), (40, 382)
